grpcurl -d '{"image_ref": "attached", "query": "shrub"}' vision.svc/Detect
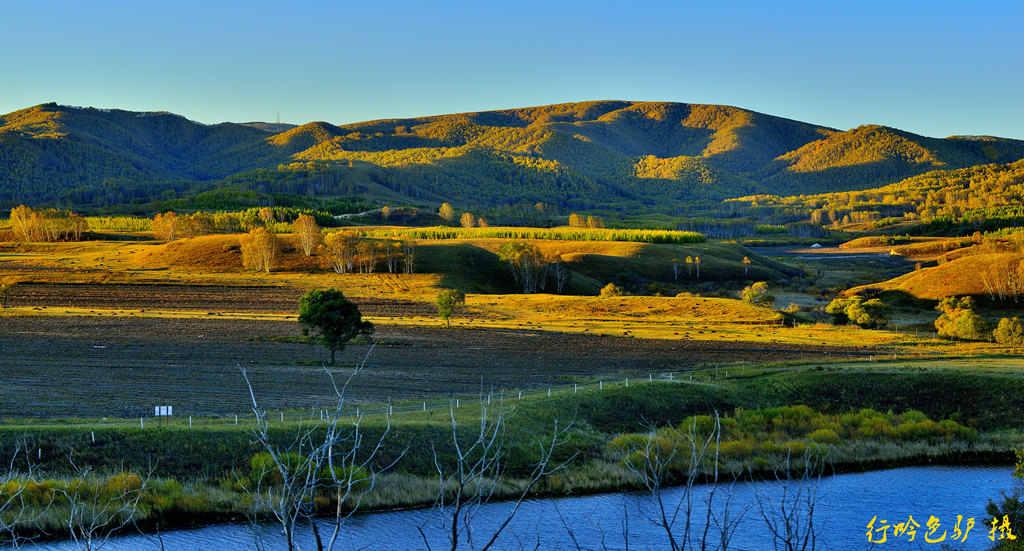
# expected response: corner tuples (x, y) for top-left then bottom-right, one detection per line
(600, 283), (624, 297)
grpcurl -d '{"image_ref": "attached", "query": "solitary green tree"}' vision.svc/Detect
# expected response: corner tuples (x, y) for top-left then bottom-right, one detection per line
(297, 289), (374, 364)
(436, 289), (466, 328)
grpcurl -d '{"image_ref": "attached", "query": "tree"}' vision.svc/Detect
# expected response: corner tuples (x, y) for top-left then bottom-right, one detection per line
(756, 449), (828, 551)
(935, 296), (987, 340)
(436, 289), (466, 328)
(417, 396), (574, 551)
(240, 226), (280, 273)
(695, 256), (701, 278)
(439, 203), (455, 224)
(380, 205), (392, 222)
(0, 442), (38, 547)
(240, 348), (401, 551)
(258, 206), (275, 225)
(550, 255), (573, 293)
(994, 317), (1024, 346)
(459, 212), (475, 228)
(613, 412), (745, 551)
(742, 282), (775, 307)
(498, 242), (547, 294)
(298, 289), (374, 364)
(293, 214), (322, 257)
(568, 213), (585, 228)
(671, 259), (680, 279)
(0, 279), (16, 309)
(321, 231), (361, 274)
(477, 217), (489, 228)
(685, 256), (693, 276)
(742, 256), (752, 275)
(401, 239), (416, 274)
(383, 240), (401, 273)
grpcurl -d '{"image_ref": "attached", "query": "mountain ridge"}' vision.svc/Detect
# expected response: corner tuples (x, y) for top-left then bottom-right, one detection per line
(3, 100), (1023, 213)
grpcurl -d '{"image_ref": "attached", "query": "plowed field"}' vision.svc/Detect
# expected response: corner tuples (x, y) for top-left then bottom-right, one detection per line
(0, 315), (863, 418)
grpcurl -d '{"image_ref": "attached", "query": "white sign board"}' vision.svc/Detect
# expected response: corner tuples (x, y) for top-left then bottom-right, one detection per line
(155, 406), (173, 417)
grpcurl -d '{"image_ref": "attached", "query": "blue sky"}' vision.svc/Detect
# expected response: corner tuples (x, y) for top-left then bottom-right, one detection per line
(2, 0), (1022, 139)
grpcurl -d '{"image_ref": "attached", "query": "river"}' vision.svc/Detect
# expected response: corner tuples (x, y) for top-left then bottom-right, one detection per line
(21, 465), (1018, 551)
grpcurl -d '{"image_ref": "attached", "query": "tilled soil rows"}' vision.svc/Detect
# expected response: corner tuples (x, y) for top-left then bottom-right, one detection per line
(0, 315), (866, 418)
(8, 283), (434, 316)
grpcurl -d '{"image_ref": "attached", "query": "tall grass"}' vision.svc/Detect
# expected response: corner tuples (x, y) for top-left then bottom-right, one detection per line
(359, 225), (705, 244)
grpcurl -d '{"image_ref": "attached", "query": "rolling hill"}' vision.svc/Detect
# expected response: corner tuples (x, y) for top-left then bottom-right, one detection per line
(3, 101), (1023, 214)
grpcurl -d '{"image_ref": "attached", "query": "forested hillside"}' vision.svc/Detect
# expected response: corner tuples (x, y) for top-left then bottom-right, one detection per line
(3, 101), (1023, 214)
(733, 159), (1024, 231)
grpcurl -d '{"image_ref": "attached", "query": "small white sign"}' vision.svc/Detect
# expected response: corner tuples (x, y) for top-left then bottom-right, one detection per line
(155, 406), (173, 417)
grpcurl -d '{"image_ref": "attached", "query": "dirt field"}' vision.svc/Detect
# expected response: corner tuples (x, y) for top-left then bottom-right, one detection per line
(6, 283), (435, 316)
(0, 314), (865, 418)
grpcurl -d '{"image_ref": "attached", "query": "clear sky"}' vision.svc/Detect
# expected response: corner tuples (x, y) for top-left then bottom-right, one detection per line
(2, 0), (1022, 139)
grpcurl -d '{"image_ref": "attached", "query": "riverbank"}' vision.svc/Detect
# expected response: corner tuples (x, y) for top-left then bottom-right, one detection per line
(3, 366), (1024, 543)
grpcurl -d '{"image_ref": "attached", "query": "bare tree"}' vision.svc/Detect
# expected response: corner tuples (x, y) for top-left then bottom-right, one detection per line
(0, 442), (43, 548)
(240, 346), (402, 551)
(617, 412), (746, 551)
(418, 395), (576, 551)
(755, 449), (828, 551)
(55, 464), (149, 551)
